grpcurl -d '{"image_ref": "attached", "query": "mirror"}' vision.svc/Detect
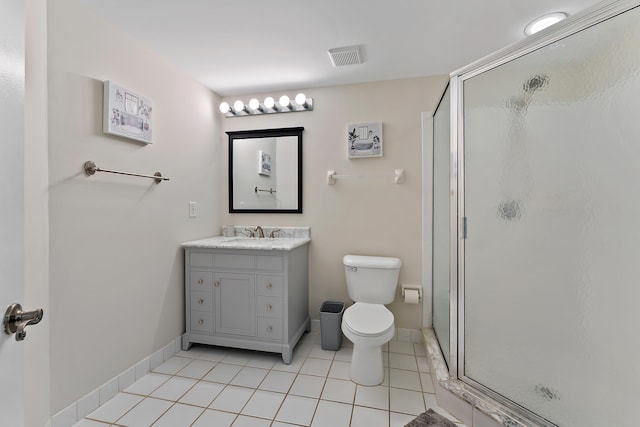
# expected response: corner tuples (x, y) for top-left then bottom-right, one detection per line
(228, 127), (303, 213)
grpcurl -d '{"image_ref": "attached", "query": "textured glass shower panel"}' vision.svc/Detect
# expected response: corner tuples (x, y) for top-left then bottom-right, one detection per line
(463, 6), (640, 426)
(433, 84), (451, 366)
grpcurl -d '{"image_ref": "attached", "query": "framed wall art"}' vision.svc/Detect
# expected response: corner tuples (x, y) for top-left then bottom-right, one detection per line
(103, 81), (153, 144)
(258, 150), (272, 176)
(347, 121), (382, 158)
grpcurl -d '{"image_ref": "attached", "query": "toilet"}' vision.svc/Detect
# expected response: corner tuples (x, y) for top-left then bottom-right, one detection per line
(341, 254), (401, 386)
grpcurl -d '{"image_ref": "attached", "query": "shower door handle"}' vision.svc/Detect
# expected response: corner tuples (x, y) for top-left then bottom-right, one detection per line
(4, 303), (44, 341)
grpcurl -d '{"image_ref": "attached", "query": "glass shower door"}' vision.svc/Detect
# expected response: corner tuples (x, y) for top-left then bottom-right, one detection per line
(461, 5), (640, 426)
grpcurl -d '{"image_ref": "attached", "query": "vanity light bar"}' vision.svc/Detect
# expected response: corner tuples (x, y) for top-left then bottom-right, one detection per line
(219, 93), (313, 117)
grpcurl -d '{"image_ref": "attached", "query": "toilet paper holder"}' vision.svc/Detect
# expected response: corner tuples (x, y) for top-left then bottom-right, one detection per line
(401, 284), (422, 302)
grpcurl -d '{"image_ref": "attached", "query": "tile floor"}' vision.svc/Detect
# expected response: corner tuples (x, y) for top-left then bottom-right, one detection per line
(74, 333), (467, 427)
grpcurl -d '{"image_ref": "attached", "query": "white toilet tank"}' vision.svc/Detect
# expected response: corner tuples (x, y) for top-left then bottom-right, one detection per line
(343, 255), (401, 304)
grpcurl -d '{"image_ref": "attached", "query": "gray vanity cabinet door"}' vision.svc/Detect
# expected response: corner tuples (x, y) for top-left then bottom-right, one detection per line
(214, 272), (256, 337)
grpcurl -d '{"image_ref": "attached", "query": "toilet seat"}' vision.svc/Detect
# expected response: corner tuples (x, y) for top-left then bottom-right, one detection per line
(343, 302), (394, 337)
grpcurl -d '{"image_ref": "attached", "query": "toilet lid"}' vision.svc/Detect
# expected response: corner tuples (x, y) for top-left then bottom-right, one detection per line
(343, 303), (394, 336)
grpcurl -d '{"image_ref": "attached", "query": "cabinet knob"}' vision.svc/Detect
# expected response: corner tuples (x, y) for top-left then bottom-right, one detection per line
(214, 281), (220, 287)
(198, 319), (204, 325)
(267, 326), (272, 332)
(197, 278), (204, 285)
(198, 299), (204, 304)
(266, 304), (272, 311)
(266, 283), (272, 289)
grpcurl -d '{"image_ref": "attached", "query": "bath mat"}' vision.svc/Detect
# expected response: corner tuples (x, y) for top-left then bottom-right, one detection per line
(405, 408), (457, 427)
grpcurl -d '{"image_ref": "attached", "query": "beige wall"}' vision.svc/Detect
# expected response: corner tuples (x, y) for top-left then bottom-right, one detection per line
(47, 0), (221, 413)
(220, 76), (448, 329)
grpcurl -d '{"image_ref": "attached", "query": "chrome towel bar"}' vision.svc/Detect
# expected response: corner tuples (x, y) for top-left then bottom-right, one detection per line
(83, 160), (169, 183)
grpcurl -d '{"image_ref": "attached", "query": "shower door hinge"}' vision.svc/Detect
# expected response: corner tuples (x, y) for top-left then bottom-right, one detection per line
(462, 217), (468, 239)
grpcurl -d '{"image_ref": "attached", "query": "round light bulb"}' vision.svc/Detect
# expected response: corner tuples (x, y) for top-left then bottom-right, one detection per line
(233, 100), (245, 113)
(279, 95), (290, 108)
(295, 93), (307, 106)
(249, 98), (260, 110)
(219, 102), (230, 114)
(264, 96), (275, 109)
(524, 12), (567, 36)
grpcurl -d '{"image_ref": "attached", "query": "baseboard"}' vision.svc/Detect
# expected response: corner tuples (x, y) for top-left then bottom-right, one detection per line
(50, 336), (182, 427)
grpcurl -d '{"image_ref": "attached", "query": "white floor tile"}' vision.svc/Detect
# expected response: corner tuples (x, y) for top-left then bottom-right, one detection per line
(388, 341), (415, 355)
(423, 393), (462, 424)
(115, 397), (172, 426)
(312, 400), (353, 427)
(271, 422), (303, 427)
(309, 344), (336, 360)
(390, 411), (416, 427)
(389, 388), (425, 415)
(230, 366), (269, 388)
(222, 350), (253, 366)
(241, 390), (286, 419)
(179, 381), (225, 407)
(124, 373), (170, 396)
(389, 368), (422, 391)
(72, 419), (109, 427)
(328, 360), (351, 380)
(414, 343), (426, 356)
(258, 370), (296, 393)
(334, 346), (353, 362)
(272, 354), (305, 373)
(388, 353), (418, 371)
(417, 355), (430, 373)
(354, 385), (389, 410)
(275, 395), (318, 425)
(152, 403), (203, 427)
(191, 408), (237, 427)
(420, 372), (435, 393)
(209, 385), (254, 413)
(299, 357), (332, 377)
(231, 415), (272, 427)
(289, 374), (326, 398)
(321, 378), (356, 404)
(352, 406), (390, 427)
(153, 356), (192, 375)
(246, 353), (278, 369)
(177, 359), (217, 379)
(85, 393), (143, 423)
(151, 377), (197, 401)
(203, 363), (242, 384)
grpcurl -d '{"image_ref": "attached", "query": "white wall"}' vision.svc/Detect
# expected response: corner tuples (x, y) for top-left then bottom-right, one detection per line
(220, 76), (448, 329)
(47, 0), (221, 413)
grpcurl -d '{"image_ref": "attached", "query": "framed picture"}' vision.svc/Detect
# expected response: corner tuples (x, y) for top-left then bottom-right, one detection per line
(347, 121), (382, 158)
(103, 81), (153, 144)
(258, 150), (272, 176)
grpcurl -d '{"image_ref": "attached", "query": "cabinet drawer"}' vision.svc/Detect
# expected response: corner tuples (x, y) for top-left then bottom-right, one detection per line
(191, 291), (213, 311)
(255, 275), (283, 297)
(256, 296), (283, 319)
(257, 317), (282, 341)
(190, 252), (214, 267)
(256, 255), (283, 271)
(190, 311), (213, 333)
(190, 271), (213, 292)
(215, 253), (254, 269)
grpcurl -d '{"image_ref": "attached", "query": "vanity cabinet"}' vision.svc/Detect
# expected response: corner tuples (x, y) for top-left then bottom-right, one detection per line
(182, 244), (310, 363)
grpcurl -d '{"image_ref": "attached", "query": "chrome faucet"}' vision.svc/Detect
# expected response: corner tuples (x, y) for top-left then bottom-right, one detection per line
(268, 229), (281, 238)
(254, 225), (265, 238)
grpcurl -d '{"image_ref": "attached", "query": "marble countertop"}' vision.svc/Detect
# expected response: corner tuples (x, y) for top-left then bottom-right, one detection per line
(182, 236), (311, 251)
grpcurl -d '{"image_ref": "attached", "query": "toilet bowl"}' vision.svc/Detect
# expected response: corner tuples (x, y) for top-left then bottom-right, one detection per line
(341, 255), (401, 386)
(342, 302), (395, 385)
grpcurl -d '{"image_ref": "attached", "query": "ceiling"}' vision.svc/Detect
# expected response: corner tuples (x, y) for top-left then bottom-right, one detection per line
(80, 0), (602, 97)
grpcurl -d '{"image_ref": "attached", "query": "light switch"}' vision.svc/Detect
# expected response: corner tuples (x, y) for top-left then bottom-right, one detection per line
(189, 202), (197, 218)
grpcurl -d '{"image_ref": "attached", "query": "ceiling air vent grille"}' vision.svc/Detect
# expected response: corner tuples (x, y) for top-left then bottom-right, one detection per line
(328, 45), (363, 67)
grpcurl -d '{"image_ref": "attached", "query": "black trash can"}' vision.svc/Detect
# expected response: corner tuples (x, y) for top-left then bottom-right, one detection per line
(319, 301), (345, 351)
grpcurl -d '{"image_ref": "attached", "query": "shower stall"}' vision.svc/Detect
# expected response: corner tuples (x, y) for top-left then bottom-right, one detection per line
(431, 1), (640, 426)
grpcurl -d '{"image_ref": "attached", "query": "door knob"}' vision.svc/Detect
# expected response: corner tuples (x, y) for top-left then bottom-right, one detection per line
(4, 303), (44, 341)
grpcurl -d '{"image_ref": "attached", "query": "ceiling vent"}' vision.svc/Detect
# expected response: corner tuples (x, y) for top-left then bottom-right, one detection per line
(328, 45), (363, 67)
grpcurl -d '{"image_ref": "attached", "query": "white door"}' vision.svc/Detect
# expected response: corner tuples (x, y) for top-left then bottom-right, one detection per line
(0, 0), (26, 425)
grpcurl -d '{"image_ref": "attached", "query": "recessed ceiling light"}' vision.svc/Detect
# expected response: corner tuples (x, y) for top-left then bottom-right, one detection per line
(524, 12), (568, 36)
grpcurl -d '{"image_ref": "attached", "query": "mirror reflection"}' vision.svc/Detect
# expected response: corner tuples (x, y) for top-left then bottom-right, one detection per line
(228, 127), (303, 213)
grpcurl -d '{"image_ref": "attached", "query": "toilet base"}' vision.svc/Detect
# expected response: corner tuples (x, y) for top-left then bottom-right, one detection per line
(350, 344), (385, 386)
